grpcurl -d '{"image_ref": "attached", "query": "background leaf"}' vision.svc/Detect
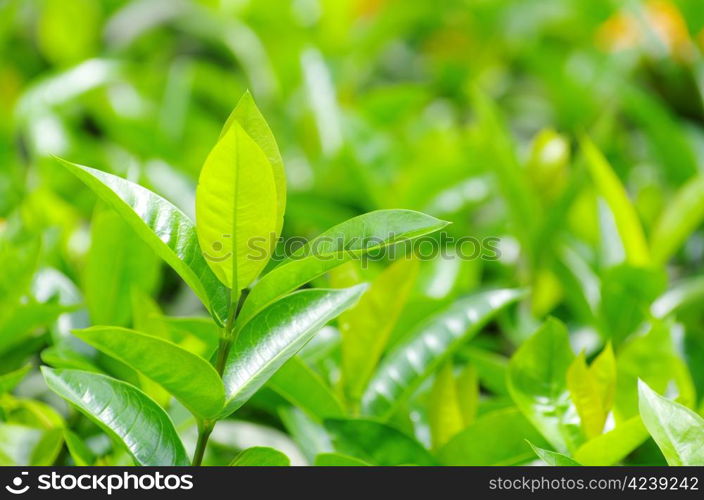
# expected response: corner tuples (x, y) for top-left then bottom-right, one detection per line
(508, 318), (581, 453)
(230, 446), (290, 466)
(324, 418), (436, 466)
(638, 380), (704, 466)
(363, 289), (522, 418)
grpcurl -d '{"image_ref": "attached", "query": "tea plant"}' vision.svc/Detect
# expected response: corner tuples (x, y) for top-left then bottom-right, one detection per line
(42, 93), (448, 465)
(2, 0), (704, 467)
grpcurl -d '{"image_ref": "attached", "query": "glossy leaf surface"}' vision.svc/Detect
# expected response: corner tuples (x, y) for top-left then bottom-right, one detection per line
(42, 368), (189, 466)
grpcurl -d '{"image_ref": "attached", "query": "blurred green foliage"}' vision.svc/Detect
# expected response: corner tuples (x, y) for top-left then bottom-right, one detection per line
(2, 0), (704, 466)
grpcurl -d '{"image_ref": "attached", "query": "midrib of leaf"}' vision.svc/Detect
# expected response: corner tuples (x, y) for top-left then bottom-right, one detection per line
(231, 128), (240, 301)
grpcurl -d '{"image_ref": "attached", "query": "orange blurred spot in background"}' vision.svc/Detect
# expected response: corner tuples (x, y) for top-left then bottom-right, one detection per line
(597, 0), (694, 61)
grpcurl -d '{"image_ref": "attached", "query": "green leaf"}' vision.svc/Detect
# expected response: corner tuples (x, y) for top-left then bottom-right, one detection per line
(574, 416), (648, 466)
(195, 119), (278, 290)
(362, 289), (523, 419)
(463, 347), (509, 395)
(528, 442), (581, 466)
(30, 429), (64, 466)
(651, 175), (704, 264)
(0, 301), (71, 356)
(615, 322), (695, 421)
(238, 209), (449, 327)
(85, 209), (160, 327)
(268, 356), (345, 420)
(508, 318), (581, 453)
(337, 258), (419, 403)
(590, 343), (617, 414)
(222, 91), (286, 235)
(456, 363), (479, 425)
(230, 446), (290, 466)
(652, 275), (704, 318)
(222, 285), (367, 416)
(567, 353), (606, 438)
(581, 137), (650, 267)
(0, 364), (31, 394)
(64, 429), (95, 466)
(324, 418), (436, 465)
(472, 91), (540, 251)
(314, 452), (370, 466)
(437, 408), (549, 465)
(638, 380), (704, 466)
(56, 158), (229, 324)
(0, 425), (63, 466)
(161, 316), (220, 356)
(428, 362), (465, 450)
(599, 265), (666, 344)
(74, 327), (224, 419)
(41, 368), (189, 466)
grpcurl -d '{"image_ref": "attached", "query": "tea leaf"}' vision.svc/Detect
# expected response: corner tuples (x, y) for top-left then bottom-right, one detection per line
(324, 418), (436, 465)
(0, 364), (31, 394)
(74, 327), (225, 419)
(581, 137), (650, 267)
(567, 353), (606, 438)
(56, 158), (229, 324)
(638, 380), (704, 466)
(222, 91), (286, 235)
(508, 318), (581, 453)
(337, 258), (419, 403)
(574, 416), (648, 466)
(230, 446), (290, 466)
(238, 210), (448, 327)
(428, 362), (465, 450)
(268, 356), (345, 420)
(42, 368), (189, 466)
(529, 442), (580, 466)
(651, 175), (704, 264)
(195, 120), (278, 291)
(222, 285), (367, 415)
(85, 209), (160, 327)
(314, 452), (370, 466)
(438, 408), (549, 465)
(363, 289), (523, 418)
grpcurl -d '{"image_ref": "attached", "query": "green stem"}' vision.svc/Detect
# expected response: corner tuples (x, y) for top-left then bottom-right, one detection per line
(194, 289), (249, 465)
(192, 420), (214, 466)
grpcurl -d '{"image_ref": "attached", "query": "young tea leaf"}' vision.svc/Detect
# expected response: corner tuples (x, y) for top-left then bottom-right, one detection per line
(222, 91), (286, 235)
(428, 362), (465, 450)
(573, 416), (648, 466)
(195, 120), (278, 291)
